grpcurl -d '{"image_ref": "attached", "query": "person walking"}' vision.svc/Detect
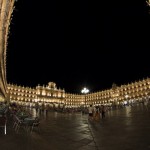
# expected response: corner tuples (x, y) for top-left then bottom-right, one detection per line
(93, 106), (100, 121)
(88, 105), (94, 121)
(101, 105), (106, 119)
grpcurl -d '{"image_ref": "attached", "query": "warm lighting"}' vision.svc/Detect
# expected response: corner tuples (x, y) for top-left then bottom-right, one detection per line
(81, 87), (89, 107)
(146, 0), (150, 6)
(81, 87), (89, 94)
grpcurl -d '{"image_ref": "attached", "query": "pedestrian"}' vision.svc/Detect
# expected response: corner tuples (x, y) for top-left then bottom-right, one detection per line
(88, 105), (94, 121)
(93, 106), (100, 121)
(101, 105), (106, 119)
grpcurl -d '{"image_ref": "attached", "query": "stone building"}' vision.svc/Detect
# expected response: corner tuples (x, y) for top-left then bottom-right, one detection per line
(6, 78), (150, 108)
(7, 82), (65, 108)
(0, 0), (15, 101)
(1, 1), (150, 107)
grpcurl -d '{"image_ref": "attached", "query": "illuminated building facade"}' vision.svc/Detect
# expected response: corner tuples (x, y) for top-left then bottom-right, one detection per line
(7, 78), (150, 108)
(1, 1), (150, 106)
(65, 93), (84, 108)
(82, 78), (150, 107)
(7, 82), (65, 108)
(0, 0), (15, 101)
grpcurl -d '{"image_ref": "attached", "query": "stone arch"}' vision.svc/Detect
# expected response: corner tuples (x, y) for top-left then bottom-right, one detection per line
(0, 0), (15, 101)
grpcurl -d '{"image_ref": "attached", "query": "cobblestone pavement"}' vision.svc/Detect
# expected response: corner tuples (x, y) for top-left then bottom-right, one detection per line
(0, 104), (150, 150)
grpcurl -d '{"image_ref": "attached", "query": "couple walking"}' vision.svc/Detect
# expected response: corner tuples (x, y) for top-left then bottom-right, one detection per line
(88, 105), (106, 121)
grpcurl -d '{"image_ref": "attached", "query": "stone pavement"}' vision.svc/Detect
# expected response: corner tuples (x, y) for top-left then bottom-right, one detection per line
(89, 104), (150, 150)
(0, 104), (150, 150)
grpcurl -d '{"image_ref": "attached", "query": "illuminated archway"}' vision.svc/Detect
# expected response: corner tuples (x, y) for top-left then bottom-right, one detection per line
(0, 0), (15, 101)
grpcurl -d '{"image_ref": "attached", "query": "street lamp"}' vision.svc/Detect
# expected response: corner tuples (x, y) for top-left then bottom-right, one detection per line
(81, 87), (89, 107)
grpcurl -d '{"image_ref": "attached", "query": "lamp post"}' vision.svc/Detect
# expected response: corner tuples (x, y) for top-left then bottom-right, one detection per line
(81, 87), (89, 108)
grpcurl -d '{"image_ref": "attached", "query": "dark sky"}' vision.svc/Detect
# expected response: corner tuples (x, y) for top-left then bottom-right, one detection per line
(6, 0), (150, 94)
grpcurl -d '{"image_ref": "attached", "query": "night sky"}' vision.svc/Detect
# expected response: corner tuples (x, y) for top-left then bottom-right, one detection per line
(6, 0), (150, 94)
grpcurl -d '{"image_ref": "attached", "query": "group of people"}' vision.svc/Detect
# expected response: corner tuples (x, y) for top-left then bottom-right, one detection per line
(88, 105), (107, 121)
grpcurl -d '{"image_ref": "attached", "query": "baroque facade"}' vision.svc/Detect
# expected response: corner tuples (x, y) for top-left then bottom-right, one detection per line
(6, 78), (150, 108)
(7, 82), (65, 108)
(1, 1), (150, 106)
